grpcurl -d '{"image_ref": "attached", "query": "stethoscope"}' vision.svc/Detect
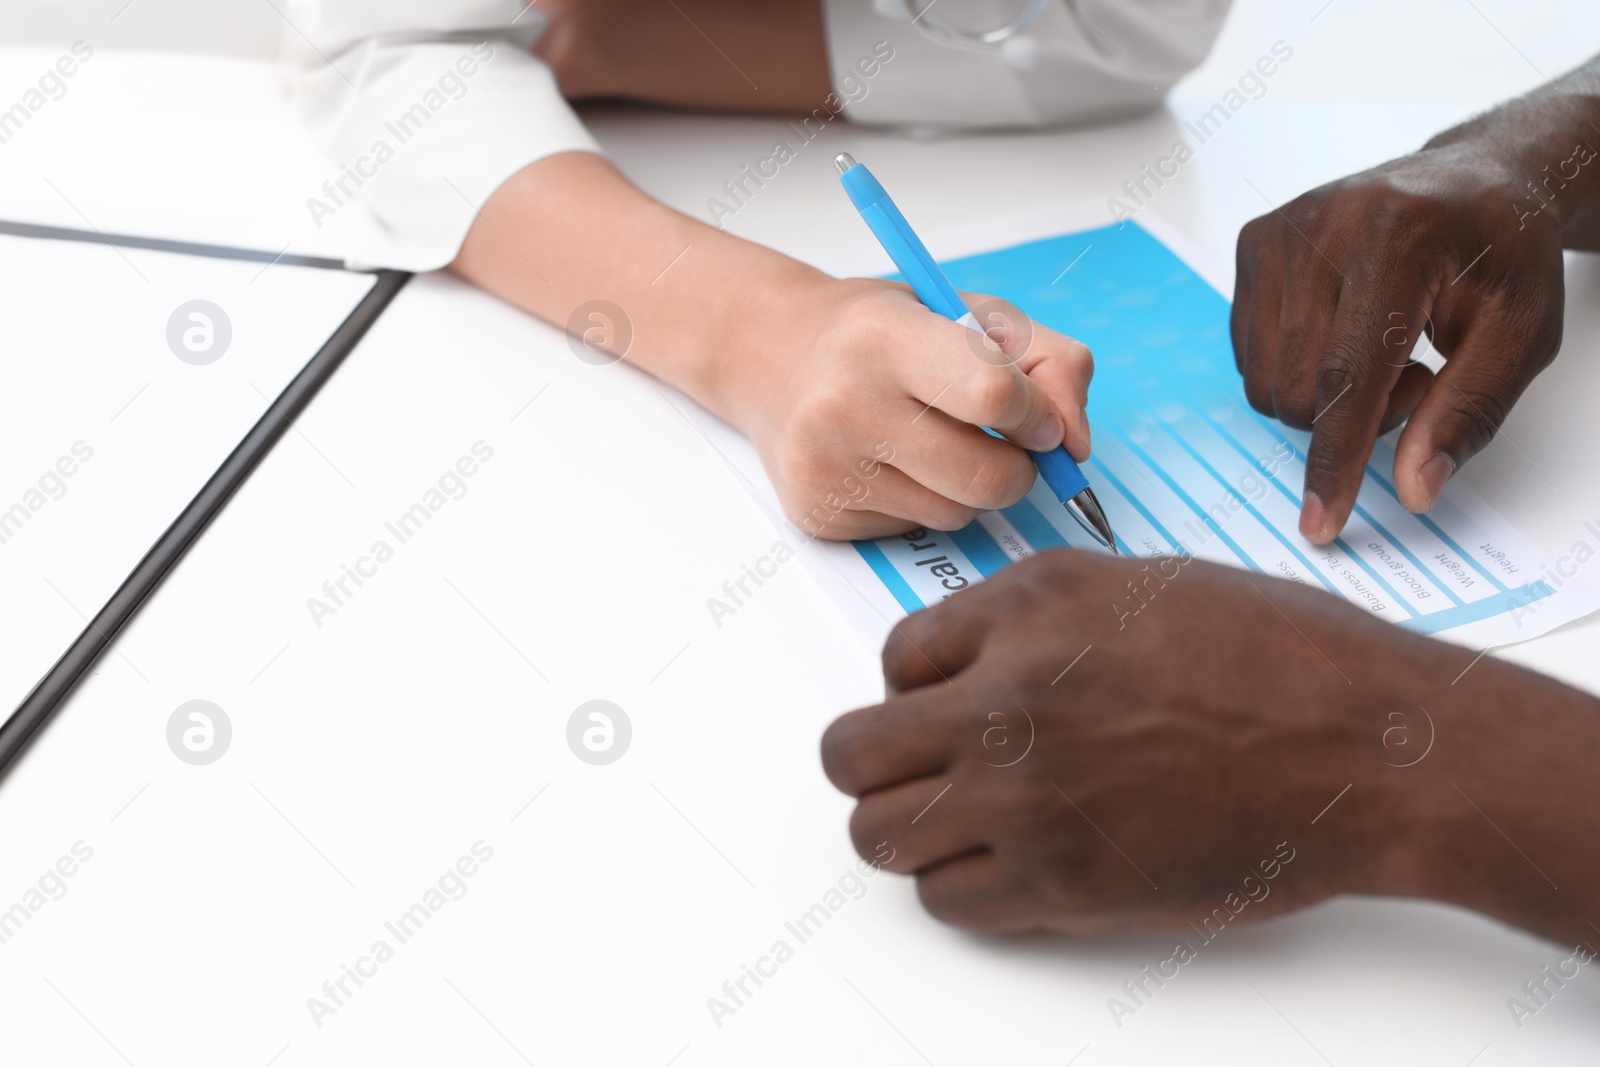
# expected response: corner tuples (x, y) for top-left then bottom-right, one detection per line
(872, 0), (1049, 69)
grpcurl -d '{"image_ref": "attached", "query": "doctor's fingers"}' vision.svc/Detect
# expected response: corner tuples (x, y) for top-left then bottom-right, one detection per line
(781, 463), (980, 541)
(897, 315), (1069, 454)
(959, 294), (1094, 460)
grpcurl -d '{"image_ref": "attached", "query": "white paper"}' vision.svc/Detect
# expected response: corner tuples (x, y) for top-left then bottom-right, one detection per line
(670, 205), (1600, 652)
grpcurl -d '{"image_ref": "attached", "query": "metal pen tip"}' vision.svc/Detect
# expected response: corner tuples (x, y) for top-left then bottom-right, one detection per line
(1063, 489), (1120, 555)
(834, 152), (857, 175)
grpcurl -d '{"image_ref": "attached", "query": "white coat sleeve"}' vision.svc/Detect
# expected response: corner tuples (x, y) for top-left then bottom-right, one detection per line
(822, 0), (1231, 128)
(286, 0), (599, 270)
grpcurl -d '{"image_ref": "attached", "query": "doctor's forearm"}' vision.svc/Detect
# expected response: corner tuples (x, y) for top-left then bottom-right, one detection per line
(449, 151), (830, 422)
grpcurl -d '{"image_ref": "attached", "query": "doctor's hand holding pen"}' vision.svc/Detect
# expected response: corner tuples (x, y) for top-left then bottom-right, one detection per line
(301, 0), (1228, 543)
(727, 276), (1095, 540)
(453, 153), (1094, 540)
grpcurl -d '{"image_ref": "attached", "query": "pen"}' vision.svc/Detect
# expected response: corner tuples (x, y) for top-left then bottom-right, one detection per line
(833, 152), (1119, 554)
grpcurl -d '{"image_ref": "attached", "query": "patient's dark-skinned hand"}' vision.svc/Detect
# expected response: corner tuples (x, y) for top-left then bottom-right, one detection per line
(1233, 52), (1600, 543)
(822, 550), (1600, 947)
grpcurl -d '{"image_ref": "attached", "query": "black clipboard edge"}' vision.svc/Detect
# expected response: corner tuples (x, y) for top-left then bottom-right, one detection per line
(0, 265), (412, 781)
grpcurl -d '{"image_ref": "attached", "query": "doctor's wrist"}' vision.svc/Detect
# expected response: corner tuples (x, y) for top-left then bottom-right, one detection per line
(681, 265), (841, 432)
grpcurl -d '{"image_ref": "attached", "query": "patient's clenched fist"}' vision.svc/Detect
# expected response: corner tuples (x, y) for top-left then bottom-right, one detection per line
(820, 549), (1468, 935)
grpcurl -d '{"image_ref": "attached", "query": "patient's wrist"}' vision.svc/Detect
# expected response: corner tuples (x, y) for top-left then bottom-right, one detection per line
(1381, 661), (1600, 945)
(1421, 80), (1600, 242)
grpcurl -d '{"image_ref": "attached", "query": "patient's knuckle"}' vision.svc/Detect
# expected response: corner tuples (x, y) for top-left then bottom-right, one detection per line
(1364, 193), (1427, 248)
(818, 719), (856, 788)
(1448, 386), (1510, 450)
(1273, 385), (1316, 429)
(1316, 348), (1366, 397)
(1508, 291), (1565, 372)
(889, 608), (938, 652)
(847, 803), (886, 861)
(1244, 366), (1274, 416)
(1284, 191), (1326, 233)
(983, 567), (1048, 619)
(1237, 215), (1268, 252)
(916, 875), (974, 926)
(1025, 832), (1098, 900)
(1270, 360), (1317, 425)
(883, 614), (937, 683)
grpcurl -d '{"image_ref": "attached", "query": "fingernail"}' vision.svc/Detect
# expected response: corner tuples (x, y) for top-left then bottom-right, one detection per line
(1417, 453), (1456, 509)
(1031, 413), (1064, 451)
(1299, 491), (1330, 543)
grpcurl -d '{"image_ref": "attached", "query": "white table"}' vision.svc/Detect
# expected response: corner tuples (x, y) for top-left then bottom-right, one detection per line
(3, 2), (1600, 1064)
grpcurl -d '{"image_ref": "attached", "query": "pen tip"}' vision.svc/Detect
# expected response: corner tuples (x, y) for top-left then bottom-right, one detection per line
(1063, 490), (1119, 555)
(834, 153), (857, 175)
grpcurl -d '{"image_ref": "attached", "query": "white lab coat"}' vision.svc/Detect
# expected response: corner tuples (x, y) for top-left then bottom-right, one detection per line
(287, 0), (1230, 270)
(827, 0), (1231, 127)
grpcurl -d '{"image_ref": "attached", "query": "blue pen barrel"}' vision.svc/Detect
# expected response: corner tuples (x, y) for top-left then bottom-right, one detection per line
(1031, 445), (1090, 501)
(982, 428), (1090, 499)
(842, 163), (971, 321)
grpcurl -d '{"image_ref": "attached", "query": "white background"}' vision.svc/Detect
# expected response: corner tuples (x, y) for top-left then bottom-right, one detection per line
(3, 1), (1600, 1064)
